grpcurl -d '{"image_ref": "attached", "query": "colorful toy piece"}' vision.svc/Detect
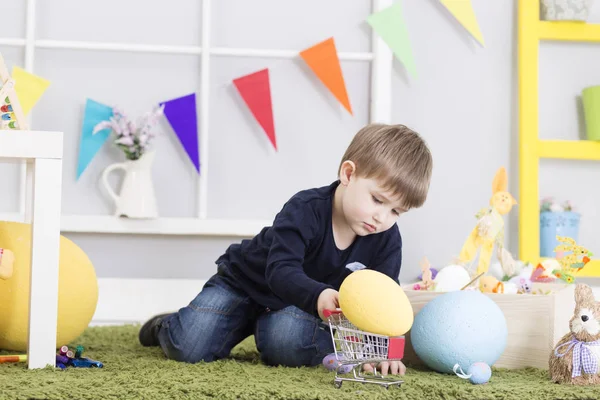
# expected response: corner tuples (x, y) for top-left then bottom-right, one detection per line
(458, 167), (517, 277)
(0, 53), (28, 131)
(55, 345), (103, 369)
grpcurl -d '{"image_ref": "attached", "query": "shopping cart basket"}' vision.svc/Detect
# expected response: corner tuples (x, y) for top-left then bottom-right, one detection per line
(323, 309), (405, 389)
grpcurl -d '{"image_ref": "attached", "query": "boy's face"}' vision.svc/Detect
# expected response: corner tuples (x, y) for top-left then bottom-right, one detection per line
(339, 165), (407, 236)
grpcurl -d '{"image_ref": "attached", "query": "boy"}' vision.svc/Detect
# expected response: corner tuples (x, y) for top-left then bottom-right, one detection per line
(139, 123), (433, 376)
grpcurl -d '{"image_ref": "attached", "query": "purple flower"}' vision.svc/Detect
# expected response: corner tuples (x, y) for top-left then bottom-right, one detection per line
(115, 136), (135, 146)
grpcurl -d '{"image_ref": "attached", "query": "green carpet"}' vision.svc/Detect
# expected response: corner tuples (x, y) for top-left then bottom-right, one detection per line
(1, 325), (599, 399)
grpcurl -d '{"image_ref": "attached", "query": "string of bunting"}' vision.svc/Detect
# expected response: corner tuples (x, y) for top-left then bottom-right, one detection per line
(2, 0), (484, 179)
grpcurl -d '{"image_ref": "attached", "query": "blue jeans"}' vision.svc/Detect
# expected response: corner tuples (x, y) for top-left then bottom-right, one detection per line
(157, 264), (334, 367)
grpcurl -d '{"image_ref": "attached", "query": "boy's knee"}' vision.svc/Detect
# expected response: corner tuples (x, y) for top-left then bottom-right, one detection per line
(257, 307), (332, 367)
(159, 326), (218, 364)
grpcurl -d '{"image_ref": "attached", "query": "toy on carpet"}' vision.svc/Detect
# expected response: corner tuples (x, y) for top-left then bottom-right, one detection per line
(338, 269), (413, 336)
(0, 221), (98, 351)
(0, 248), (15, 280)
(322, 353), (353, 374)
(551, 236), (592, 283)
(55, 345), (103, 369)
(550, 283), (600, 385)
(410, 290), (507, 374)
(453, 362), (492, 384)
(0, 354), (26, 363)
(323, 308), (406, 389)
(457, 167), (517, 277)
(0, 53), (28, 131)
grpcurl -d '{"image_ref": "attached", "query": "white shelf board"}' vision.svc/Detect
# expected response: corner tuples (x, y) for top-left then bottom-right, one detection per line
(0, 212), (270, 237)
(0, 130), (63, 159)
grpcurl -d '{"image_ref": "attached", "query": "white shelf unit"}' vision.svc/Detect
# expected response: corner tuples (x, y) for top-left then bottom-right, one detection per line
(0, 129), (64, 370)
(0, 0), (394, 237)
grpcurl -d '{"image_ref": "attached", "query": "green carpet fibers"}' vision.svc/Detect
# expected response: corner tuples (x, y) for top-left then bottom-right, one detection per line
(0, 325), (599, 400)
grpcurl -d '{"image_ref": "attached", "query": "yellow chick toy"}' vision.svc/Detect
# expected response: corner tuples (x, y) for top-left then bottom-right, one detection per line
(458, 167), (517, 276)
(479, 275), (504, 294)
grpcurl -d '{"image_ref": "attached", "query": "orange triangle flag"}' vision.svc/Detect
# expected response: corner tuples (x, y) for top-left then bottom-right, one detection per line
(299, 37), (353, 115)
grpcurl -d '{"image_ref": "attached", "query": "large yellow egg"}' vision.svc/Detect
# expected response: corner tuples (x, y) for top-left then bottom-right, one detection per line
(0, 221), (98, 351)
(339, 269), (413, 336)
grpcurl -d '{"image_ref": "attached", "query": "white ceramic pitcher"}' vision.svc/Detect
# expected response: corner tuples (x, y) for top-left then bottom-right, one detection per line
(102, 150), (159, 219)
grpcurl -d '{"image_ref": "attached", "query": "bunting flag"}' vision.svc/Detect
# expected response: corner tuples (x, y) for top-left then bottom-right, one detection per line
(77, 98), (113, 180)
(233, 68), (277, 151)
(11, 66), (51, 115)
(299, 37), (353, 115)
(440, 0), (485, 46)
(160, 93), (200, 173)
(367, 1), (417, 78)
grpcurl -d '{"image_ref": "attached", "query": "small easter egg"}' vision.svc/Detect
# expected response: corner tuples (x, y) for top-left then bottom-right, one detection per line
(321, 353), (354, 374)
(322, 353), (340, 371)
(467, 362), (492, 384)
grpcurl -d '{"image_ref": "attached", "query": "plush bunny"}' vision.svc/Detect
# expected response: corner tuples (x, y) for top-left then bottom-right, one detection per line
(550, 283), (600, 385)
(419, 257), (434, 290)
(458, 167), (517, 276)
(0, 248), (14, 280)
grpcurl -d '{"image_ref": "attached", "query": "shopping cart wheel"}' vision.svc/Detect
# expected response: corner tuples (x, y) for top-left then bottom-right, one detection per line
(334, 380), (342, 389)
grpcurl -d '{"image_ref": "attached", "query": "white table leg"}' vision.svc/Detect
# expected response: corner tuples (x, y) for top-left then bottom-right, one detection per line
(23, 161), (34, 223)
(27, 158), (62, 369)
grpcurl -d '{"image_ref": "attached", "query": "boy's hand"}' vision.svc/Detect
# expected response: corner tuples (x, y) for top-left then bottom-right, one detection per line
(317, 288), (339, 320)
(363, 360), (406, 376)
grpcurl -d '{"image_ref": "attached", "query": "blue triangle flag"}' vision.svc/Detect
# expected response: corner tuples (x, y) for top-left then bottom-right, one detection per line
(77, 98), (113, 180)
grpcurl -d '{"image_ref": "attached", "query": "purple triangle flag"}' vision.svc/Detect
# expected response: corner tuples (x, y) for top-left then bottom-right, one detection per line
(160, 93), (200, 173)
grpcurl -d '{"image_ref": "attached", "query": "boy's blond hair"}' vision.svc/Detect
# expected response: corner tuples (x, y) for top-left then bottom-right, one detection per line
(339, 123), (432, 209)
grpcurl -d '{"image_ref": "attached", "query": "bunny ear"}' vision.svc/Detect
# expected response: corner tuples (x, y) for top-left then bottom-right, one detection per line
(575, 283), (595, 307)
(492, 167), (508, 194)
(557, 236), (575, 246)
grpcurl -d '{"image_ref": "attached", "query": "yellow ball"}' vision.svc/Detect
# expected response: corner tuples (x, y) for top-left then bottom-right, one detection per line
(0, 221), (98, 351)
(339, 269), (413, 336)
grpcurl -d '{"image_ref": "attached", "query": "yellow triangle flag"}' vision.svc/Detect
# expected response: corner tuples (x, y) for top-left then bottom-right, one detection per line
(11, 67), (50, 115)
(440, 0), (484, 46)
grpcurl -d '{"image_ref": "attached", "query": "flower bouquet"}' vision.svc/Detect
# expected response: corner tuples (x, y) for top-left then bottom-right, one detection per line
(93, 105), (164, 161)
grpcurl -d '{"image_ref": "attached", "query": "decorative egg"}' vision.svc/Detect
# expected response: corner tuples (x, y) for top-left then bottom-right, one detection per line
(322, 353), (353, 374)
(410, 290), (507, 373)
(433, 265), (472, 292)
(339, 269), (413, 336)
(454, 362), (492, 384)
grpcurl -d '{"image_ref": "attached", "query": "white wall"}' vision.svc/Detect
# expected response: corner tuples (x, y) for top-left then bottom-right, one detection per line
(2, 0), (600, 323)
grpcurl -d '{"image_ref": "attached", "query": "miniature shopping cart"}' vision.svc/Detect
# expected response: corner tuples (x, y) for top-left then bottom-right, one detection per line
(323, 309), (405, 389)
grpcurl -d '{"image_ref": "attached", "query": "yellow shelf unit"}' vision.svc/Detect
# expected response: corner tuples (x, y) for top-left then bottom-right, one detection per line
(518, 0), (600, 278)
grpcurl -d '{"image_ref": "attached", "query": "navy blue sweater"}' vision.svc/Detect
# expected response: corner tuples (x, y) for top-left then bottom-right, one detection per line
(216, 180), (403, 318)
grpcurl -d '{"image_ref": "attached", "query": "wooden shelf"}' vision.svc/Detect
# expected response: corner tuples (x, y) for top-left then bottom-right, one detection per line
(538, 21), (600, 43)
(538, 139), (600, 160)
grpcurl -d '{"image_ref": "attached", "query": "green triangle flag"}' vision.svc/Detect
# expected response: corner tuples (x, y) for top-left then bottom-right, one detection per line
(367, 1), (416, 78)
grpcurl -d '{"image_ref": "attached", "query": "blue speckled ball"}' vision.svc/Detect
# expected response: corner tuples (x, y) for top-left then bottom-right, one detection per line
(410, 290), (507, 374)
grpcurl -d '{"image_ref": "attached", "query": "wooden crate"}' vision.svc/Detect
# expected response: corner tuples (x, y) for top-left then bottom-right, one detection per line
(402, 283), (575, 370)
